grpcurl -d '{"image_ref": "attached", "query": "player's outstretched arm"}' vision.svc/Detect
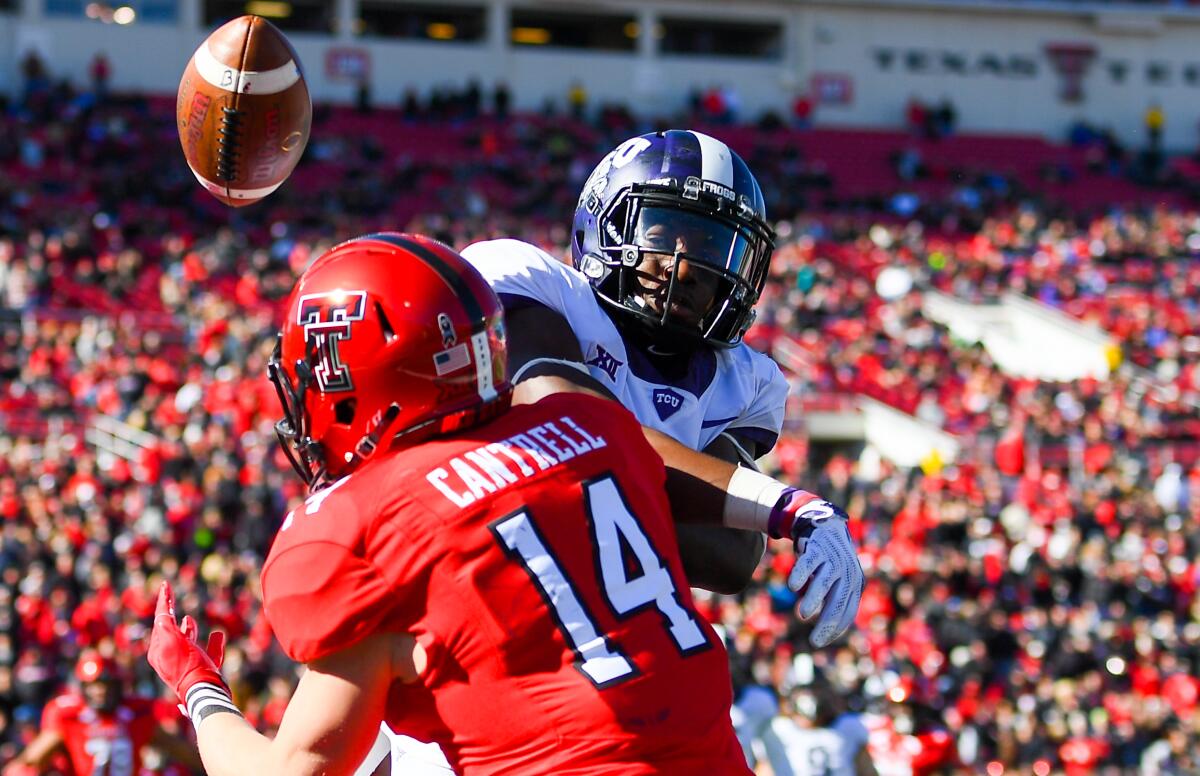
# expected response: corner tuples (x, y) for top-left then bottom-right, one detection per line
(638, 428), (865, 647)
(192, 641), (394, 776)
(148, 582), (418, 776)
(3, 728), (64, 774)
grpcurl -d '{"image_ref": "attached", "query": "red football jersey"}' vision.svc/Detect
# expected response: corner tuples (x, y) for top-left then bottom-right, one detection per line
(41, 691), (158, 776)
(262, 393), (750, 775)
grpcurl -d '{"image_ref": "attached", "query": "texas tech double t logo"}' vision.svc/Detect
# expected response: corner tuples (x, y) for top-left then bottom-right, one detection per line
(297, 291), (367, 392)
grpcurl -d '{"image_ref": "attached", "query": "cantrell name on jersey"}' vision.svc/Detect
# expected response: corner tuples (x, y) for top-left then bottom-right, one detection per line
(426, 414), (607, 507)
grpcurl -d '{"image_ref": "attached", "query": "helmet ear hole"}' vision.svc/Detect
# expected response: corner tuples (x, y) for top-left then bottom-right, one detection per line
(574, 229), (585, 254)
(374, 301), (397, 342)
(334, 398), (356, 425)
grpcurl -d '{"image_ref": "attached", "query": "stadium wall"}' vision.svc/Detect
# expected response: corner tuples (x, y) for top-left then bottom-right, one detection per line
(805, 1), (1200, 151)
(0, 1), (793, 121)
(5, 1), (1200, 148)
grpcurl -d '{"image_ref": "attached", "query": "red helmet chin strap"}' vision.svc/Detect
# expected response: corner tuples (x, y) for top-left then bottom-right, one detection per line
(320, 383), (513, 490)
(344, 402), (402, 473)
(356, 386), (515, 470)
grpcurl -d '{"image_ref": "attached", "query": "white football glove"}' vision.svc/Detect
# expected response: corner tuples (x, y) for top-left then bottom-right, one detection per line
(772, 492), (865, 648)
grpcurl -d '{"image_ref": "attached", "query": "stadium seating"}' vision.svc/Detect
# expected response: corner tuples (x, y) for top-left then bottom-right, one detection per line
(0, 90), (1196, 773)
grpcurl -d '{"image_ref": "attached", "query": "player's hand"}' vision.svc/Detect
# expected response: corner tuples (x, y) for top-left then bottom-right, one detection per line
(773, 491), (865, 648)
(148, 581), (228, 703)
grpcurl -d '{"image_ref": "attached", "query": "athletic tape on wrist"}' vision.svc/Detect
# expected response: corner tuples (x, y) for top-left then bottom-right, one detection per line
(723, 467), (789, 535)
(185, 682), (243, 727)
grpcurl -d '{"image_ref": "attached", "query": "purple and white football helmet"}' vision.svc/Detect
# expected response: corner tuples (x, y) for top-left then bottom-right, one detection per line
(571, 129), (775, 350)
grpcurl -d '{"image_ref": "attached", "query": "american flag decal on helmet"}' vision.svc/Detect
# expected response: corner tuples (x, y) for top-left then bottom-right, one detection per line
(434, 343), (471, 376)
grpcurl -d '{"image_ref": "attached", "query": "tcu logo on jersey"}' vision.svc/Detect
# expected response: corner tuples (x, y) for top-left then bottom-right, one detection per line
(297, 291), (367, 392)
(652, 388), (684, 421)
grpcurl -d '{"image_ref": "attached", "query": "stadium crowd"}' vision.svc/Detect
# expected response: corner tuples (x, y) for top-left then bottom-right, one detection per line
(0, 84), (1198, 775)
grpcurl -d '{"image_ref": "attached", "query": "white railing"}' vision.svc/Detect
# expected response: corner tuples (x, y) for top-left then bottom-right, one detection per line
(85, 414), (159, 463)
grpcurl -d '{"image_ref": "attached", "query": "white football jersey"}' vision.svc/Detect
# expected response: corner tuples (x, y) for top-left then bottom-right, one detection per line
(354, 725), (455, 776)
(763, 716), (865, 776)
(460, 239), (788, 452)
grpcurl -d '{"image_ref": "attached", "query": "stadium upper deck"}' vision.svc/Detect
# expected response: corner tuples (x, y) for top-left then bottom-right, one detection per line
(5, 0), (1200, 148)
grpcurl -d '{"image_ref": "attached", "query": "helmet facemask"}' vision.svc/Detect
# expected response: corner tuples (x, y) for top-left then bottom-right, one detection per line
(268, 336), (406, 492)
(82, 677), (120, 713)
(580, 180), (774, 350)
(268, 336), (328, 490)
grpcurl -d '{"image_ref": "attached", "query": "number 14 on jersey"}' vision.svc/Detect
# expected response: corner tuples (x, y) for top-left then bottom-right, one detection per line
(491, 475), (709, 688)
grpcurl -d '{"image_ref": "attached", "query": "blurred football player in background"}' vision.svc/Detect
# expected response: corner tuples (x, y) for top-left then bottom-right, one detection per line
(761, 688), (876, 776)
(147, 233), (756, 775)
(3, 649), (201, 776)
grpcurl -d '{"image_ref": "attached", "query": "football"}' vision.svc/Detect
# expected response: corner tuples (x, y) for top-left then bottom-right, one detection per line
(176, 15), (311, 207)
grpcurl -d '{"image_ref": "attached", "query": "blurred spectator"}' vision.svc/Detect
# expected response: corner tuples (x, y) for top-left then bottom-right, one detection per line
(355, 75), (372, 115)
(464, 78), (482, 120)
(90, 53), (111, 103)
(1139, 717), (1198, 774)
(568, 80), (587, 121)
(760, 687), (875, 776)
(933, 97), (957, 138)
(792, 93), (814, 130)
(20, 49), (49, 104)
(400, 86), (420, 120)
(905, 96), (928, 137)
(493, 81), (511, 119)
(1068, 119), (1099, 148)
(722, 85), (742, 124)
(3, 649), (201, 775)
(1146, 102), (1165, 151)
(1102, 127), (1128, 174)
(892, 146), (926, 182)
(701, 85), (728, 123)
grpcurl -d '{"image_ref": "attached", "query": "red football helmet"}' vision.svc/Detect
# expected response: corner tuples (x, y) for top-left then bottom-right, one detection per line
(76, 650), (123, 712)
(269, 233), (511, 490)
(75, 650), (119, 684)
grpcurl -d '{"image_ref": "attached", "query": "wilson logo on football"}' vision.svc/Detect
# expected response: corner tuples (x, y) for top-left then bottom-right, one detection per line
(297, 290), (367, 392)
